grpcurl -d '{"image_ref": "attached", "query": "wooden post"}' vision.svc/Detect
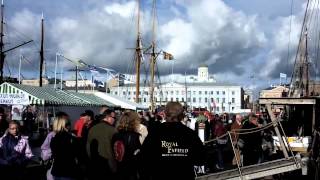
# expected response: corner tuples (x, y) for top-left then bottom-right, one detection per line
(266, 104), (289, 158)
(312, 104), (316, 132)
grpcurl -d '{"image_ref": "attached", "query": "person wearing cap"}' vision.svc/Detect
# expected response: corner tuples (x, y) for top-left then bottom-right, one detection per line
(140, 102), (205, 180)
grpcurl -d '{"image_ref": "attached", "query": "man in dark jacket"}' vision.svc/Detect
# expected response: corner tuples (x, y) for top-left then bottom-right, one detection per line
(86, 109), (117, 180)
(140, 102), (205, 180)
(240, 114), (262, 166)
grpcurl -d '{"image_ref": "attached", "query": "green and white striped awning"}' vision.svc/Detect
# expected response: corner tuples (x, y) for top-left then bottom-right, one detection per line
(0, 82), (44, 105)
(0, 82), (117, 107)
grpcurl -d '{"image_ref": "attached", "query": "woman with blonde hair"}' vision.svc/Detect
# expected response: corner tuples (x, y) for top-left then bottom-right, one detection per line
(112, 111), (142, 180)
(50, 113), (79, 180)
(41, 112), (69, 180)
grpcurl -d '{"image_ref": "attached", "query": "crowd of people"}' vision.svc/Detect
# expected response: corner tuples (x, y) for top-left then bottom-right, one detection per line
(0, 103), (206, 180)
(0, 102), (298, 180)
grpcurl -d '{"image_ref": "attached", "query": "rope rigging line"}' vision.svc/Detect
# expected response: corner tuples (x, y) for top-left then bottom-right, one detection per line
(289, 0), (311, 92)
(203, 121), (275, 144)
(286, 0), (294, 79)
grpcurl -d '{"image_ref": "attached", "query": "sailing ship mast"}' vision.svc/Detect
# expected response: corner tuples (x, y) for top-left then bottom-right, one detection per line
(0, 0), (33, 83)
(289, 0), (311, 97)
(149, 0), (157, 112)
(135, 0), (143, 103)
(39, 13), (44, 87)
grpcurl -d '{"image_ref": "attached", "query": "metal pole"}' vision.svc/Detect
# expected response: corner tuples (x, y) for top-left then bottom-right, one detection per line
(54, 53), (58, 89)
(60, 61), (63, 90)
(76, 65), (78, 92)
(18, 55), (22, 84)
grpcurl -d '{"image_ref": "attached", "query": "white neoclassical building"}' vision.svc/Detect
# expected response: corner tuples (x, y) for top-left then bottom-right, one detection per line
(108, 65), (244, 113)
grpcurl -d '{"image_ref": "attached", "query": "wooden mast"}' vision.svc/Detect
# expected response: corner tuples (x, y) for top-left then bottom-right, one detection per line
(0, 0), (32, 83)
(0, 0), (4, 83)
(135, 0), (142, 103)
(39, 13), (44, 87)
(150, 0), (157, 112)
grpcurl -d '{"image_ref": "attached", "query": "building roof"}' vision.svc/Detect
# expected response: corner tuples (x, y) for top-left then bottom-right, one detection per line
(0, 82), (117, 107)
(116, 82), (240, 88)
(199, 64), (208, 68)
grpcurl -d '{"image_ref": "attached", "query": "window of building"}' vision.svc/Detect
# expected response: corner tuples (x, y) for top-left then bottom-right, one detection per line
(232, 98), (235, 103)
(171, 91), (174, 95)
(139, 91), (141, 95)
(205, 91), (207, 95)
(128, 91), (131, 95)
(232, 91), (235, 95)
(144, 98), (146, 102)
(222, 98), (225, 103)
(205, 98), (207, 103)
(199, 98), (202, 103)
(134, 91), (136, 95)
(216, 98), (220, 103)
(211, 98), (214, 103)
(166, 91), (168, 95)
(222, 91), (225, 95)
(217, 107), (220, 111)
(123, 91), (126, 95)
(182, 98), (185, 102)
(216, 91), (219, 95)
(232, 107), (235, 111)
(165, 97), (168, 102)
(187, 98), (191, 102)
(176, 98), (179, 102)
(144, 91), (148, 95)
(193, 91), (196, 95)
(210, 91), (213, 95)
(188, 91), (191, 94)
(115, 92), (118, 95)
(171, 98), (173, 102)
(222, 107), (225, 111)
(193, 97), (196, 103)
(176, 91), (179, 95)
(199, 91), (202, 95)
(138, 98), (141, 102)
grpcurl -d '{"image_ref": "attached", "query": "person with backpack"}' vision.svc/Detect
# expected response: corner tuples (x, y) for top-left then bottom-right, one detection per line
(0, 120), (33, 180)
(112, 111), (142, 180)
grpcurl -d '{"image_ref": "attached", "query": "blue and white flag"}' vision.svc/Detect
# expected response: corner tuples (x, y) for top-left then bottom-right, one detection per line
(280, 73), (287, 79)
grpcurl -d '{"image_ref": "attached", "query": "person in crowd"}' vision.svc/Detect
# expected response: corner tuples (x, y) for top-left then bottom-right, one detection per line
(213, 118), (227, 170)
(73, 112), (90, 138)
(137, 117), (148, 145)
(41, 112), (69, 180)
(112, 111), (142, 180)
(239, 114), (263, 166)
(22, 106), (35, 137)
(0, 120), (33, 180)
(50, 116), (79, 180)
(86, 109), (117, 180)
(230, 114), (243, 166)
(0, 110), (8, 137)
(140, 102), (205, 180)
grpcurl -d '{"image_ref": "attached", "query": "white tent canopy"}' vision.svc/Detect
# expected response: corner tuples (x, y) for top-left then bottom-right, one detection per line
(94, 92), (148, 110)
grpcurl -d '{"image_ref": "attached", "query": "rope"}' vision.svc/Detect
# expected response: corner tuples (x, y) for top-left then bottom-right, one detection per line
(203, 122), (274, 144)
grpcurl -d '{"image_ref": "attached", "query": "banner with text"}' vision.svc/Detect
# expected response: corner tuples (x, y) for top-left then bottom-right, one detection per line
(0, 93), (30, 105)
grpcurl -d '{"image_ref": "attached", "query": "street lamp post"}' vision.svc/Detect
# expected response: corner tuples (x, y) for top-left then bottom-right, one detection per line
(54, 53), (59, 89)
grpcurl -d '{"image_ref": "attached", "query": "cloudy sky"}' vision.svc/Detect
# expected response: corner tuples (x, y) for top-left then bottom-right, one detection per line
(2, 0), (313, 90)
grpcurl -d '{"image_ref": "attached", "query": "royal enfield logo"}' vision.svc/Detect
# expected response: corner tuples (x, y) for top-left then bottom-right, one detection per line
(161, 141), (189, 156)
